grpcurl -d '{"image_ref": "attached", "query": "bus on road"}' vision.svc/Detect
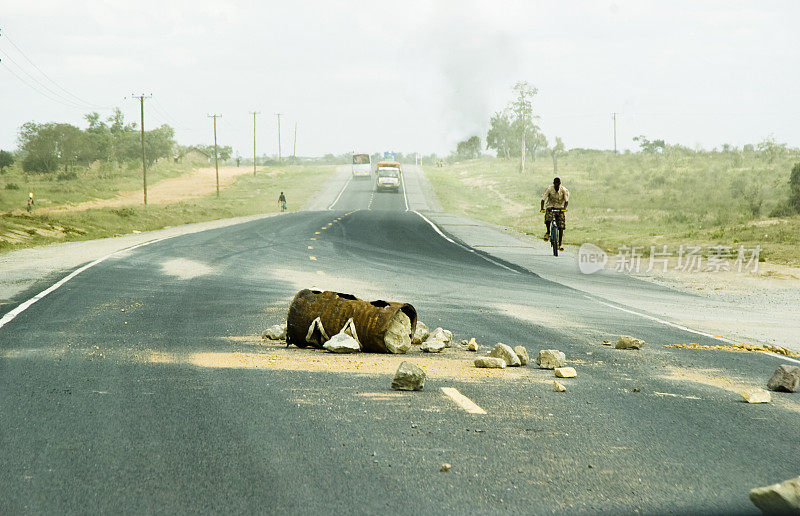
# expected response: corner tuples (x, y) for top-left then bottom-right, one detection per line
(352, 153), (371, 178)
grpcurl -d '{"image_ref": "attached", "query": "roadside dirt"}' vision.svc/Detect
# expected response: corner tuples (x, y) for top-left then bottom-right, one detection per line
(40, 166), (277, 213)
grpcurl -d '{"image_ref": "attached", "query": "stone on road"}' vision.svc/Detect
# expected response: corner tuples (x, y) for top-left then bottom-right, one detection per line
(323, 332), (361, 353)
(474, 357), (507, 369)
(749, 476), (800, 514)
(553, 380), (567, 392)
(554, 367), (577, 378)
(741, 388), (771, 404)
(384, 311), (412, 354)
(412, 321), (429, 345)
(514, 345), (529, 365)
(429, 327), (453, 347)
(488, 343), (521, 367)
(615, 335), (645, 350)
(262, 323), (286, 341)
(767, 364), (800, 393)
(420, 339), (446, 353)
(391, 361), (426, 391)
(536, 349), (566, 369)
(467, 338), (479, 352)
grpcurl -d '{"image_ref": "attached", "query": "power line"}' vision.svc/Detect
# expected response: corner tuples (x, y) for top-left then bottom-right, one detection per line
(2, 31), (110, 109)
(1, 60), (87, 109)
(0, 48), (87, 109)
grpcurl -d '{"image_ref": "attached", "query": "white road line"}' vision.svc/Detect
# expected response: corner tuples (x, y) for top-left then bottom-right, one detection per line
(327, 175), (353, 210)
(412, 211), (520, 274)
(589, 297), (738, 343)
(589, 296), (800, 364)
(0, 237), (169, 332)
(401, 173), (409, 212)
(441, 387), (487, 415)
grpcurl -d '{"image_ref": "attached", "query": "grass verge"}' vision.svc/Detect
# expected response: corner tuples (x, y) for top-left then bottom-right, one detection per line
(424, 154), (800, 266)
(0, 165), (336, 253)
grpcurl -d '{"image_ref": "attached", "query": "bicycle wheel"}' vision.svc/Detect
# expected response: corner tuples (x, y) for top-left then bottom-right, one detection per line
(551, 224), (559, 256)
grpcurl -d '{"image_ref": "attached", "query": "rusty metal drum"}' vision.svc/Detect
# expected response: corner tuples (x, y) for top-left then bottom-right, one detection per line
(286, 289), (417, 353)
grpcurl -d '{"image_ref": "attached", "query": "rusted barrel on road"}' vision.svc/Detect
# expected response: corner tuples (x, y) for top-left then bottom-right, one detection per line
(286, 289), (417, 353)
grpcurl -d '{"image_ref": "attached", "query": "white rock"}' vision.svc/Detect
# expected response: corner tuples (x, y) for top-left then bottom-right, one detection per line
(467, 338), (479, 352)
(421, 339), (446, 353)
(554, 367), (577, 378)
(536, 349), (566, 369)
(262, 323), (286, 341)
(553, 380), (567, 392)
(391, 361), (426, 391)
(412, 321), (430, 345)
(615, 335), (645, 350)
(323, 332), (361, 353)
(741, 388), (771, 403)
(384, 311), (412, 354)
(474, 357), (507, 369)
(429, 327), (453, 347)
(514, 346), (529, 366)
(488, 343), (521, 367)
(750, 476), (800, 513)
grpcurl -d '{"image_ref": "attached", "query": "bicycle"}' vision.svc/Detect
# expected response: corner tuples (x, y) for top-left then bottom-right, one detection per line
(543, 207), (566, 256)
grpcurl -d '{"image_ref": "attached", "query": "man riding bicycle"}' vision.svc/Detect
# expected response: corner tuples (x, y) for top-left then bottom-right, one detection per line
(540, 177), (569, 251)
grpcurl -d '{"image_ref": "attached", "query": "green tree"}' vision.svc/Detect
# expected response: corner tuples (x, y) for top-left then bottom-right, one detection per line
(790, 162), (800, 213)
(17, 122), (86, 173)
(632, 135), (666, 154)
(549, 137), (565, 173)
(455, 136), (481, 160)
(486, 110), (512, 159)
(510, 81), (538, 174)
(0, 150), (13, 172)
(757, 136), (787, 164)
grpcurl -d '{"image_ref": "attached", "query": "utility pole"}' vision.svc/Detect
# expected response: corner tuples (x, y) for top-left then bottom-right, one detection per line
(520, 110), (527, 175)
(292, 121), (297, 161)
(132, 94), (152, 204)
(612, 112), (619, 154)
(250, 111), (260, 176)
(208, 114), (222, 197)
(275, 113), (283, 163)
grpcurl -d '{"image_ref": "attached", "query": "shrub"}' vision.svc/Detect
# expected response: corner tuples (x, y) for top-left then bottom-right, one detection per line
(5, 182), (20, 190)
(56, 171), (78, 181)
(790, 162), (800, 213)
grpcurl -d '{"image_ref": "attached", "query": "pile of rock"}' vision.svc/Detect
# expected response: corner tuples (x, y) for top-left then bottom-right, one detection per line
(414, 323), (454, 353)
(474, 343), (528, 368)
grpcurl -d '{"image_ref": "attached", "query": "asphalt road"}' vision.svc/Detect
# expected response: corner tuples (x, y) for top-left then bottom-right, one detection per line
(1, 172), (798, 514)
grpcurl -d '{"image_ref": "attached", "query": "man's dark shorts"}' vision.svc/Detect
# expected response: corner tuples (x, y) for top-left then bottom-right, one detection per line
(545, 210), (566, 230)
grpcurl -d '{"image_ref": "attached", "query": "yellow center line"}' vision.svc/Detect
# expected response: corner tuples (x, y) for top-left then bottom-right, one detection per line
(310, 237), (316, 241)
(314, 232), (320, 235)
(309, 256), (317, 261)
(440, 387), (486, 415)
(307, 246), (314, 250)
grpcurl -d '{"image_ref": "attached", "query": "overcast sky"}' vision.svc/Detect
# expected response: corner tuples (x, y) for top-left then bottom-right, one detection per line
(1, 0), (798, 157)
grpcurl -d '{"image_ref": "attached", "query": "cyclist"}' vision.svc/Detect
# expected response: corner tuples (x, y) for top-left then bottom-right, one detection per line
(278, 191), (287, 212)
(540, 177), (569, 251)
